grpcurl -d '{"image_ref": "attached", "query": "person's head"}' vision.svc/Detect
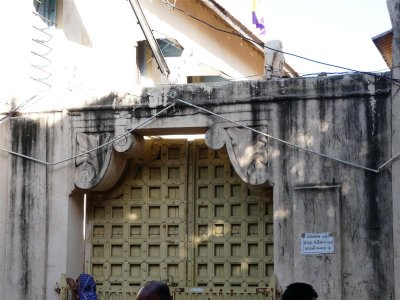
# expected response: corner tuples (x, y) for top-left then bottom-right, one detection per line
(137, 281), (172, 300)
(281, 282), (318, 300)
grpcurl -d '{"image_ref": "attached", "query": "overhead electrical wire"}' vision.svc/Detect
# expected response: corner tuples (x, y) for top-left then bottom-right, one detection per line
(163, 1), (398, 84)
(0, 94), (42, 125)
(0, 103), (176, 166)
(196, 61), (263, 80)
(2, 0), (393, 125)
(1, 3), (54, 125)
(175, 99), (400, 173)
(1, 2), (398, 174)
(176, 99), (381, 173)
(1, 99), (400, 174)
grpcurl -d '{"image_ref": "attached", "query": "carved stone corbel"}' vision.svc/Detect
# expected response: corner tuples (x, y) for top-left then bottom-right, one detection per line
(205, 124), (270, 185)
(264, 40), (284, 79)
(75, 131), (144, 191)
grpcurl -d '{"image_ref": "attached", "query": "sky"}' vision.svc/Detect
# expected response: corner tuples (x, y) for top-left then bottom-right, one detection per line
(217, 0), (392, 75)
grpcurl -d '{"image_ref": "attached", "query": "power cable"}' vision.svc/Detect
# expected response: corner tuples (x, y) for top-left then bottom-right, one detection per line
(176, 99), (399, 174)
(196, 61), (263, 80)
(0, 94), (42, 125)
(299, 71), (358, 77)
(227, 73), (263, 81)
(0, 103), (176, 166)
(1, 3), (54, 125)
(166, 3), (399, 84)
(2, 99), (400, 174)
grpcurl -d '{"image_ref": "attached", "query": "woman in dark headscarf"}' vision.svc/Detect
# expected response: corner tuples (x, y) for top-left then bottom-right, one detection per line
(67, 273), (98, 300)
(77, 273), (98, 300)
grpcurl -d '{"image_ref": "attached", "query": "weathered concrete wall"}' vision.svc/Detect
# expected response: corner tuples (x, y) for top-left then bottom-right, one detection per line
(45, 111), (82, 300)
(3, 116), (48, 299)
(387, 1), (400, 298)
(139, 75), (393, 299)
(0, 74), (394, 299)
(0, 112), (84, 299)
(0, 120), (10, 299)
(63, 74), (393, 299)
(273, 95), (392, 299)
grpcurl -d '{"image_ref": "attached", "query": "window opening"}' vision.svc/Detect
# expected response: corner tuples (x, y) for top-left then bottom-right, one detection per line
(33, 0), (56, 26)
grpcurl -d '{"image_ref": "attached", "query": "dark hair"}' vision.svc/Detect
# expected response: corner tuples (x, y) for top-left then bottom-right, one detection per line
(138, 281), (172, 300)
(282, 282), (318, 300)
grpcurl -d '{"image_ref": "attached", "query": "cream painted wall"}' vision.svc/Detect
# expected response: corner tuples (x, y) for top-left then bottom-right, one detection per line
(0, 0), (264, 115)
(140, 0), (264, 82)
(0, 2), (35, 112)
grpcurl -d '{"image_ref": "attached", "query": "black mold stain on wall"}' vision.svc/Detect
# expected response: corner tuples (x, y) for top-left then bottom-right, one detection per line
(364, 88), (392, 297)
(9, 119), (40, 298)
(275, 83), (392, 298)
(277, 100), (293, 199)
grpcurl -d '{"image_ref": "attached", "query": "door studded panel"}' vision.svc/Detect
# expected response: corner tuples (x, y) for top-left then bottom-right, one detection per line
(190, 141), (274, 288)
(86, 139), (274, 298)
(87, 140), (188, 290)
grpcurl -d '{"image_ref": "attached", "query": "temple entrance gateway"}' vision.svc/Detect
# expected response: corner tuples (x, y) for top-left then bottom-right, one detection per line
(86, 139), (274, 299)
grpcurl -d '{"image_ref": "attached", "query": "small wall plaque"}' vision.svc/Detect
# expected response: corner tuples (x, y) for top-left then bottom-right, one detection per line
(301, 232), (334, 255)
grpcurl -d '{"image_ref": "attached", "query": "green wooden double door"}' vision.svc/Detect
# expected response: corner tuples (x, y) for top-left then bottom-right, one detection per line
(86, 139), (274, 299)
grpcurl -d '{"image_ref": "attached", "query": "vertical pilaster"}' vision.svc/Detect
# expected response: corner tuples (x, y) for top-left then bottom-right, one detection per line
(388, 1), (400, 298)
(45, 111), (79, 299)
(5, 117), (48, 299)
(0, 120), (10, 300)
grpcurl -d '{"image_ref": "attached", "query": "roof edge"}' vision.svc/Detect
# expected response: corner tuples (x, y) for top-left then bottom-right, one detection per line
(200, 0), (264, 47)
(199, 0), (298, 77)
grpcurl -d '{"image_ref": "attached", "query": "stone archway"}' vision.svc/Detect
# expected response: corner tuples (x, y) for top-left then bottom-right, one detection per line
(78, 131), (275, 299)
(74, 125), (271, 191)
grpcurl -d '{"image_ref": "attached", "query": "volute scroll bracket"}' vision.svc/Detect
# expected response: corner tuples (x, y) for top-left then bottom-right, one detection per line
(75, 131), (145, 191)
(205, 124), (270, 186)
